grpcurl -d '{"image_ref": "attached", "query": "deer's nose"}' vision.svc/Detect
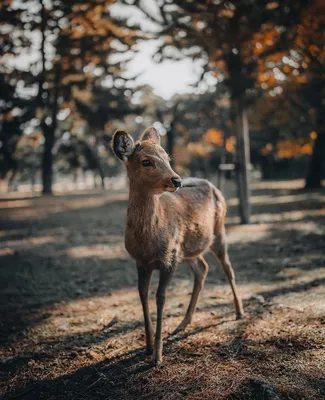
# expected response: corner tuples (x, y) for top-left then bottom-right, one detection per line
(171, 177), (182, 188)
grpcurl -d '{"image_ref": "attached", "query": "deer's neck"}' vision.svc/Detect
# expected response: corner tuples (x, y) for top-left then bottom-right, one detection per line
(127, 189), (162, 234)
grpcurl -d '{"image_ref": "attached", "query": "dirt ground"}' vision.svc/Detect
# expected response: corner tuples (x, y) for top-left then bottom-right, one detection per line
(0, 178), (324, 400)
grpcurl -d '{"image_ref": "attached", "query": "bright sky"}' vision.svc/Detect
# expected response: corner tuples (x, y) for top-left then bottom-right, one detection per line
(109, 2), (203, 100)
(126, 41), (203, 100)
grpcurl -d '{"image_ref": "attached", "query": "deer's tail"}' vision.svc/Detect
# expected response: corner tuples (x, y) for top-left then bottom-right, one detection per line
(212, 185), (227, 233)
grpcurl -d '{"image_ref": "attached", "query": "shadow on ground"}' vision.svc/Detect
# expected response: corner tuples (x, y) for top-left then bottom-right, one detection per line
(1, 180), (324, 399)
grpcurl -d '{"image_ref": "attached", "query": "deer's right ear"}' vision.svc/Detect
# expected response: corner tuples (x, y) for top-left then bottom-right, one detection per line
(111, 130), (134, 161)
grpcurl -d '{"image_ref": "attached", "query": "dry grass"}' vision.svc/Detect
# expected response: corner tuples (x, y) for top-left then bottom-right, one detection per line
(0, 179), (324, 399)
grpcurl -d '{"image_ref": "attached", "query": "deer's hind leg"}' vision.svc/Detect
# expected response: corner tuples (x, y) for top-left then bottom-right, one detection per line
(172, 255), (209, 334)
(210, 229), (244, 320)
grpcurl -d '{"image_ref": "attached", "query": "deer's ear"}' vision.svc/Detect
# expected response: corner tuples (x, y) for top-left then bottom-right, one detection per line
(111, 130), (135, 161)
(140, 127), (161, 145)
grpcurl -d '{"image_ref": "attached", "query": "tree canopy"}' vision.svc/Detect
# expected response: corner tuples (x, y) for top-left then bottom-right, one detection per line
(0, 0), (324, 195)
(0, 0), (142, 193)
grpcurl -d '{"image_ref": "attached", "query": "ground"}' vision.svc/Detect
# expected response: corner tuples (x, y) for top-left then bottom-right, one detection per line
(0, 179), (324, 400)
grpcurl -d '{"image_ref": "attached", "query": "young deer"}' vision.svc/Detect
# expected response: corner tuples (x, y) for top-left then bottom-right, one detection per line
(111, 127), (244, 365)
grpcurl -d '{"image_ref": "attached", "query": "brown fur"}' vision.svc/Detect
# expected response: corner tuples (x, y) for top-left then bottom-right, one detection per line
(111, 127), (244, 365)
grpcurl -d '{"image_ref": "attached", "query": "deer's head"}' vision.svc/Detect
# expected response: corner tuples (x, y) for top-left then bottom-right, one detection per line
(111, 127), (182, 195)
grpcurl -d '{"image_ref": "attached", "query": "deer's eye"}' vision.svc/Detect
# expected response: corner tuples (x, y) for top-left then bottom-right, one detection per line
(142, 160), (153, 167)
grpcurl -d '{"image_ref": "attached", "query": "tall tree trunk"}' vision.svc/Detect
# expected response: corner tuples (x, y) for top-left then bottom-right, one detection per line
(1, 136), (17, 180)
(235, 99), (251, 224)
(37, 0), (46, 106)
(305, 132), (325, 188)
(42, 127), (54, 194)
(217, 154), (226, 192)
(97, 164), (105, 189)
(42, 66), (60, 195)
(218, 128), (227, 192)
(38, 0), (53, 194)
(167, 122), (175, 167)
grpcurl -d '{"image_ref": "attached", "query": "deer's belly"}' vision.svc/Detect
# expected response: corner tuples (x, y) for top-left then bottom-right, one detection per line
(182, 223), (214, 258)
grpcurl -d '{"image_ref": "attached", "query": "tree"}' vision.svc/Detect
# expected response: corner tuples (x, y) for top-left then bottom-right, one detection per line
(128, 0), (310, 222)
(258, 0), (325, 187)
(154, 89), (230, 166)
(0, 0), (141, 194)
(0, 12), (36, 184)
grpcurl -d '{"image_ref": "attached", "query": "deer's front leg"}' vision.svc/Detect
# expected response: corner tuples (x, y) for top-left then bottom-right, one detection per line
(154, 264), (174, 366)
(137, 264), (154, 354)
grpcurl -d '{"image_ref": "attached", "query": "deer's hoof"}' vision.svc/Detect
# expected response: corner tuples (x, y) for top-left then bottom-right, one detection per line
(171, 326), (184, 336)
(171, 320), (190, 335)
(152, 359), (162, 367)
(152, 359), (163, 368)
(152, 352), (164, 367)
(236, 312), (244, 320)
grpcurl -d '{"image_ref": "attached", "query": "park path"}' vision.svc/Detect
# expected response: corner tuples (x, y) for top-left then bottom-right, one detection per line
(0, 179), (324, 399)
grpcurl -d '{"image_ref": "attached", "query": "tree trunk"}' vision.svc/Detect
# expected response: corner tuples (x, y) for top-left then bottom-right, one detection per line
(42, 128), (55, 194)
(305, 132), (325, 188)
(167, 123), (175, 167)
(41, 65), (60, 195)
(98, 165), (105, 189)
(37, 0), (46, 106)
(38, 0), (53, 194)
(235, 99), (251, 224)
(1, 137), (17, 180)
(218, 154), (226, 192)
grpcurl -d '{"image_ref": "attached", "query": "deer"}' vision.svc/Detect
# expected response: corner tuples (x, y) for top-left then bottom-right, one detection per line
(111, 127), (244, 366)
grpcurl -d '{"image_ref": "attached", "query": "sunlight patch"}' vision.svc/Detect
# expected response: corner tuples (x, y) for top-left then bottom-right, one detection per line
(0, 200), (34, 209)
(65, 244), (128, 259)
(0, 248), (15, 256)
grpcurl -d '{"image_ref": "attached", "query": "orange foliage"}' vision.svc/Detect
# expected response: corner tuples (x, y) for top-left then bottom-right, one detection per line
(260, 138), (314, 158)
(61, 74), (85, 85)
(225, 136), (236, 153)
(277, 139), (313, 158)
(266, 2), (279, 10)
(219, 9), (234, 18)
(258, 0), (325, 93)
(202, 128), (224, 146)
(67, 1), (140, 44)
(252, 24), (281, 57)
(187, 142), (212, 158)
(173, 142), (213, 167)
(201, 129), (235, 153)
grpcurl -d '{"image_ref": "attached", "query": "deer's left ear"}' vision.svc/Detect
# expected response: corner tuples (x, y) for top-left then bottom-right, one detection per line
(111, 130), (135, 161)
(140, 127), (161, 145)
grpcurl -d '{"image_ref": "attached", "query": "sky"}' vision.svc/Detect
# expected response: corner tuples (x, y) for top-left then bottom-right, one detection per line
(109, 2), (203, 100)
(125, 40), (203, 100)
